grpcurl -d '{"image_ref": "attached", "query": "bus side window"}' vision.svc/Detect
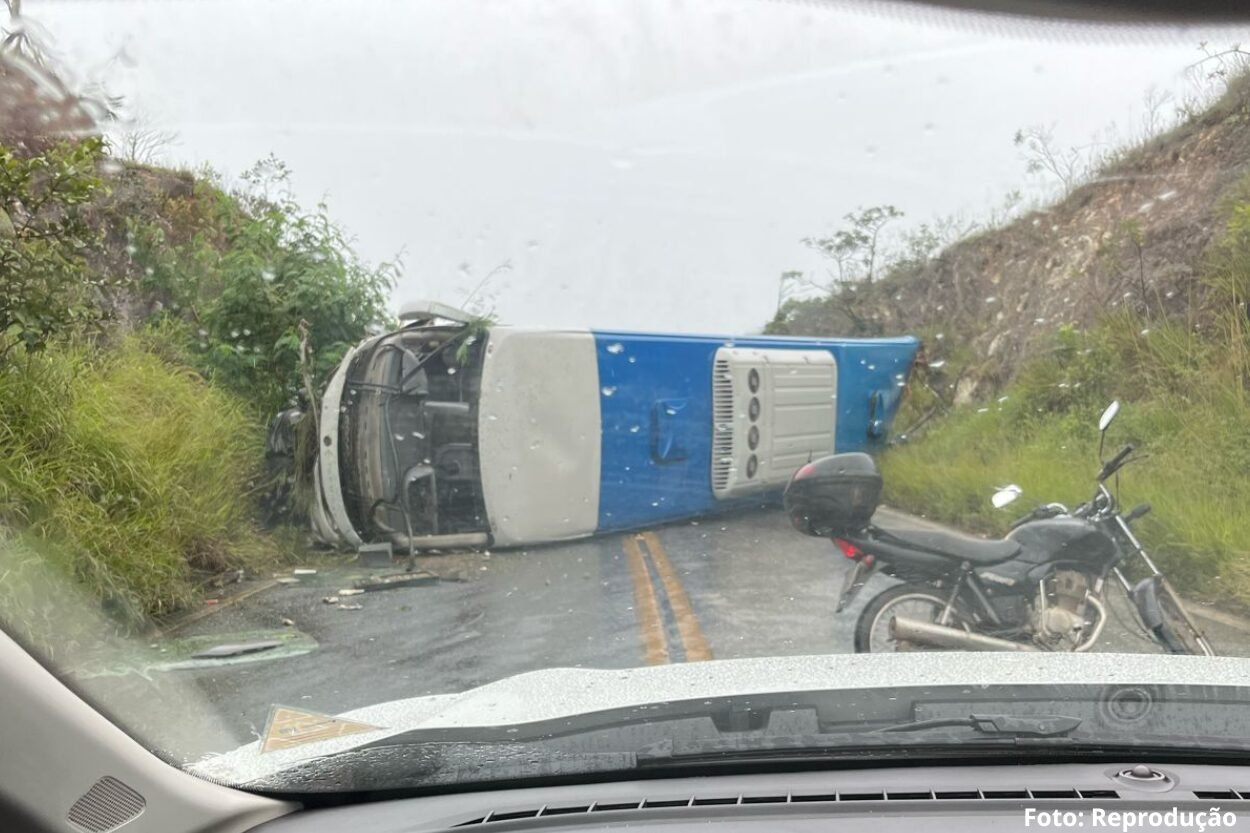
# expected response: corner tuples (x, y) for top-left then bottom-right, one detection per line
(651, 398), (690, 464)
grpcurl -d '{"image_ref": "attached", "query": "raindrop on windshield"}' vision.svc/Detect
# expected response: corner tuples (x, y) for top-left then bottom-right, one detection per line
(601, 386), (617, 397)
(606, 343), (625, 354)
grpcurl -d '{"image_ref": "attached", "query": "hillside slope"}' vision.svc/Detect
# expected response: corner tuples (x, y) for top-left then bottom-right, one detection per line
(774, 73), (1250, 402)
(1, 51), (394, 633)
(769, 73), (1250, 608)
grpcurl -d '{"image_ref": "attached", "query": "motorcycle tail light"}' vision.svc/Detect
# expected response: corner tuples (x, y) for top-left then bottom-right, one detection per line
(833, 537), (863, 559)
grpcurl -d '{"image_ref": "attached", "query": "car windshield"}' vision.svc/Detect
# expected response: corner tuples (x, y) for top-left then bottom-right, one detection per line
(5, 0), (1250, 796)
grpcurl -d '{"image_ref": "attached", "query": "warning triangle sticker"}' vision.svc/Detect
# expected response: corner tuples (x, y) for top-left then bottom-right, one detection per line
(260, 705), (383, 753)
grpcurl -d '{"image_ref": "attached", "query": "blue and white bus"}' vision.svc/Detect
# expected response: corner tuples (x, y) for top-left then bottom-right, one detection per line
(308, 302), (920, 552)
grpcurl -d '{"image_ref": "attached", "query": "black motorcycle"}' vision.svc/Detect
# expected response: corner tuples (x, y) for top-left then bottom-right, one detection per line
(783, 401), (1215, 655)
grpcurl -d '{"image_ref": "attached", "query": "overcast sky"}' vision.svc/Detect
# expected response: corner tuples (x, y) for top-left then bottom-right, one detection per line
(28, 0), (1250, 333)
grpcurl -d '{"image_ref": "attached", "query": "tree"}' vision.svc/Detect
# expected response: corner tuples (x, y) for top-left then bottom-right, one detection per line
(801, 204), (903, 288)
(129, 154), (397, 413)
(0, 137), (108, 358)
(113, 111), (178, 164)
(775, 269), (803, 313)
(1013, 124), (1097, 196)
(894, 214), (978, 273)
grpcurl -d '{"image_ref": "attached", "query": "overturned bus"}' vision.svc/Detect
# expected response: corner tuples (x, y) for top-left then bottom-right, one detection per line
(301, 302), (920, 552)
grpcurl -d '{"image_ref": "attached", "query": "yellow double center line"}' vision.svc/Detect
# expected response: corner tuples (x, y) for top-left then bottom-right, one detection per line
(624, 531), (713, 665)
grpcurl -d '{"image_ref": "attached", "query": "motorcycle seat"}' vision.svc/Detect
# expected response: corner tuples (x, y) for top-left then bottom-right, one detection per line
(879, 527), (1022, 564)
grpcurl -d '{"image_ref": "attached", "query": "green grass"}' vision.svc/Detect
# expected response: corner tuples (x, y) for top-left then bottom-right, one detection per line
(882, 317), (1250, 607)
(0, 337), (288, 647)
(880, 167), (1250, 610)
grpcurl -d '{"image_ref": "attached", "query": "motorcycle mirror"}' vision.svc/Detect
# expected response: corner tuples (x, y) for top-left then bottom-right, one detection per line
(991, 484), (1023, 509)
(1098, 400), (1120, 432)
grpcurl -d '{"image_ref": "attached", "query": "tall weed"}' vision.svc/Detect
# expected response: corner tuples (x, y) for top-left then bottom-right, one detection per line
(0, 339), (284, 638)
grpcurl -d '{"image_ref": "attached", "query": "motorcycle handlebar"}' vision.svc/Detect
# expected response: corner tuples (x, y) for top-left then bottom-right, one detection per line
(1124, 502), (1152, 523)
(1098, 443), (1135, 482)
(1009, 503), (1067, 529)
(1009, 509), (1039, 530)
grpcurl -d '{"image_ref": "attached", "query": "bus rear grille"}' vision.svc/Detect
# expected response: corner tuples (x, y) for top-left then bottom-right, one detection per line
(712, 358), (735, 492)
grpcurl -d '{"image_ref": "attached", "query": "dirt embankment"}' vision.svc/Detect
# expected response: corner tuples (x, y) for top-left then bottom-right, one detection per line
(779, 75), (1250, 401)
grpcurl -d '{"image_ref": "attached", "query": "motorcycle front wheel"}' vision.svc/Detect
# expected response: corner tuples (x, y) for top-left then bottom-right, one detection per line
(853, 583), (973, 653)
(1154, 585), (1213, 655)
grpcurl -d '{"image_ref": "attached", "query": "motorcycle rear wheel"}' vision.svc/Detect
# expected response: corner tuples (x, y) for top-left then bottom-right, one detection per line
(853, 583), (974, 653)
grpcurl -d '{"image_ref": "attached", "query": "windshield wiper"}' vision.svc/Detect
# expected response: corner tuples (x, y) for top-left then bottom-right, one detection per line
(636, 713), (1083, 766)
(878, 714), (1082, 737)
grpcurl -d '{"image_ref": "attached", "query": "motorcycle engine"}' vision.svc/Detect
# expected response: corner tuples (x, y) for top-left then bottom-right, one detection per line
(1035, 570), (1092, 648)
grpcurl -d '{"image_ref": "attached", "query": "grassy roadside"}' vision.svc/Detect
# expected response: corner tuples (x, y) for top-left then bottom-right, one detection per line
(876, 164), (1250, 610)
(882, 313), (1250, 608)
(0, 338), (290, 648)
(1, 135), (394, 652)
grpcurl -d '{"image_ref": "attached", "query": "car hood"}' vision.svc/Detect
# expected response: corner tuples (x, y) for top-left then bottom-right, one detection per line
(188, 651), (1247, 785)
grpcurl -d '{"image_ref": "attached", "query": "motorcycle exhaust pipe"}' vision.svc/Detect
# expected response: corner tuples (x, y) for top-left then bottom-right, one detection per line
(890, 616), (1038, 652)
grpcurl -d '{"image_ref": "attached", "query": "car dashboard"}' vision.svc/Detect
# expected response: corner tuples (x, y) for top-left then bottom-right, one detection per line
(250, 762), (1250, 833)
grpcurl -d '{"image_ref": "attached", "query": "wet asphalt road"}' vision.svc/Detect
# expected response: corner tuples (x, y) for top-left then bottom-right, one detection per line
(70, 507), (1250, 764)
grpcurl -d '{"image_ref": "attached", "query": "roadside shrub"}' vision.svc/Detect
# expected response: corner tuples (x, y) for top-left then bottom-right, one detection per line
(0, 138), (108, 356)
(127, 155), (396, 416)
(0, 338), (283, 626)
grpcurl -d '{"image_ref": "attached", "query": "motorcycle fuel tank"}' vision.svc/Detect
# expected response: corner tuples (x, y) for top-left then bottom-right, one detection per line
(977, 518), (1120, 589)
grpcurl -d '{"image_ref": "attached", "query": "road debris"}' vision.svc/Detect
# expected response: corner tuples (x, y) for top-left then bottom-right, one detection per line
(337, 588), (364, 596)
(192, 640), (283, 659)
(357, 541), (393, 568)
(322, 596), (339, 605)
(353, 571), (439, 592)
(337, 603), (363, 611)
(293, 568), (318, 576)
(275, 577), (301, 585)
(281, 617), (296, 627)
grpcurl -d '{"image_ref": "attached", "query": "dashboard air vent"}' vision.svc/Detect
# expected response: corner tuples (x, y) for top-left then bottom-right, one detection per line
(452, 786), (1122, 826)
